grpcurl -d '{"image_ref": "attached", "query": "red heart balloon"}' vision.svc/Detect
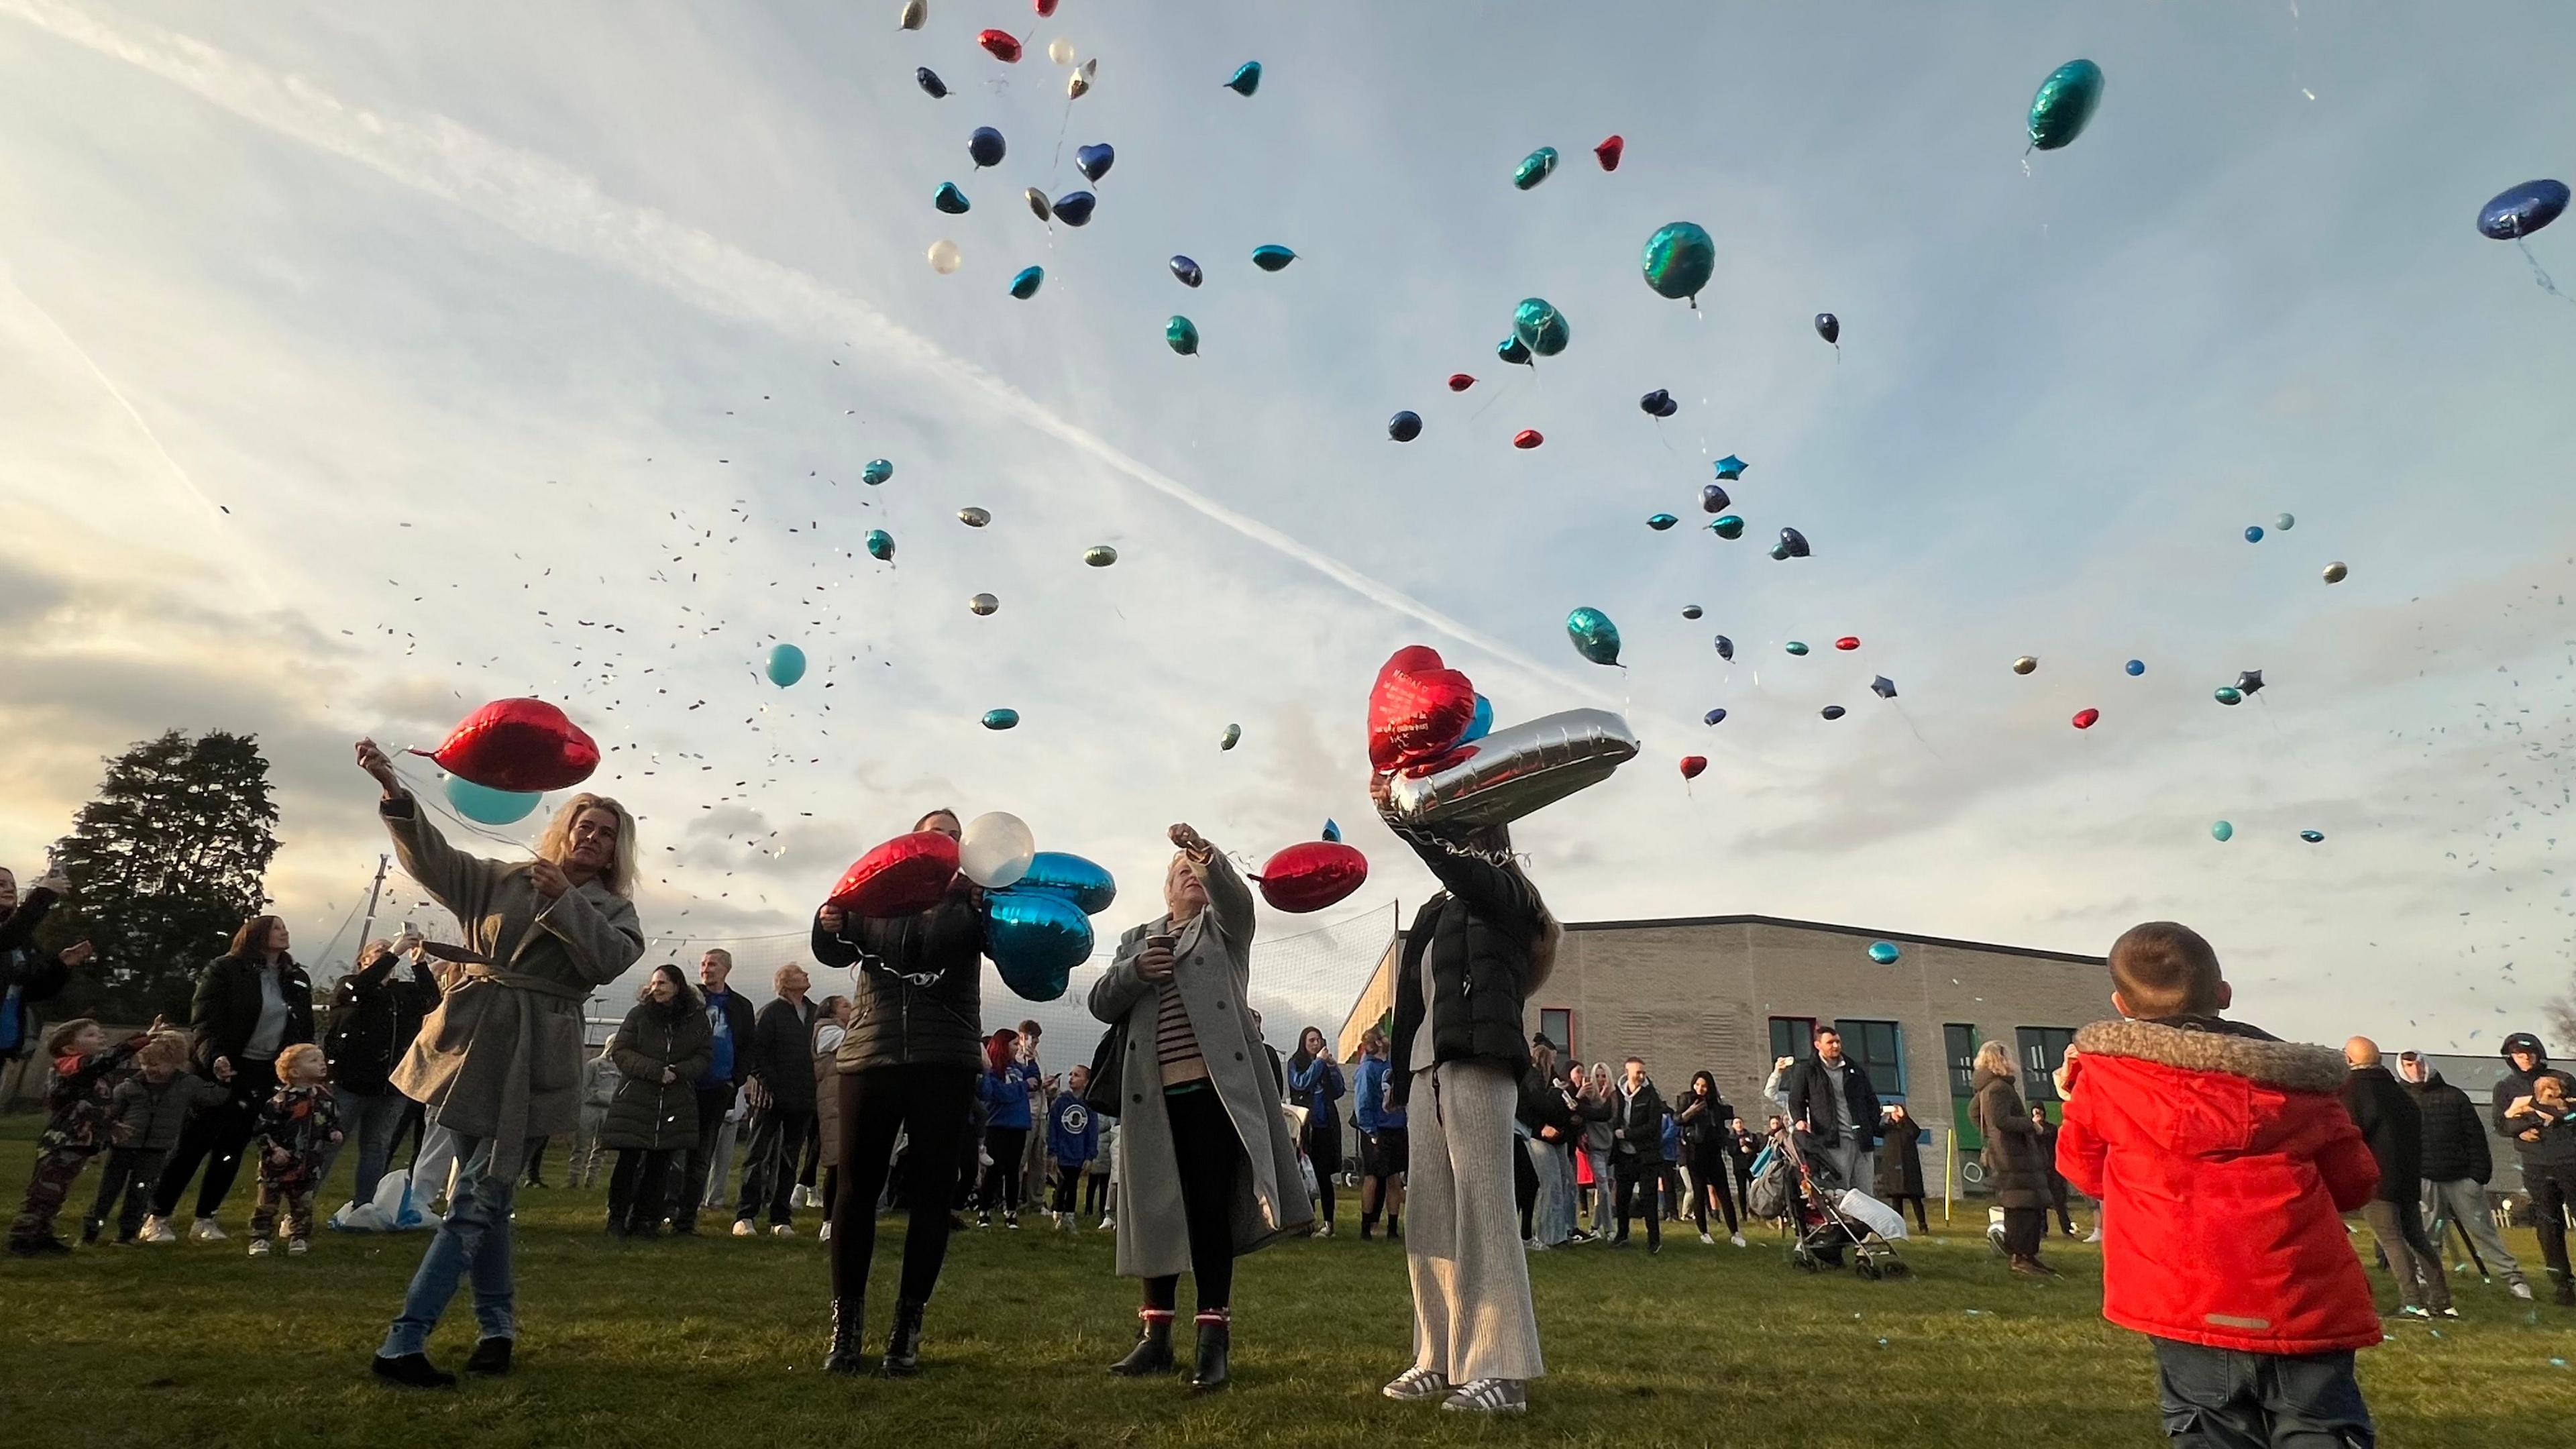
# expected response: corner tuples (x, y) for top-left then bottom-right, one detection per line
(1595, 135), (1624, 171)
(1258, 841), (1368, 914)
(1679, 755), (1707, 780)
(1513, 429), (1544, 449)
(2072, 708), (2100, 731)
(977, 28), (1022, 62)
(1446, 372), (1476, 392)
(828, 832), (961, 918)
(1368, 646), (1477, 770)
(1033, 0), (1059, 14)
(427, 698), (600, 793)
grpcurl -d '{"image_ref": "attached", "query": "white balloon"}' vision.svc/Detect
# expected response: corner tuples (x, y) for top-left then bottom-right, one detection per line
(1046, 36), (1075, 65)
(959, 811), (1036, 888)
(927, 239), (963, 274)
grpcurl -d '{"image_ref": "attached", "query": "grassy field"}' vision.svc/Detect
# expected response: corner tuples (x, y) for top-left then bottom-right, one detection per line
(3, 1116), (2571, 1448)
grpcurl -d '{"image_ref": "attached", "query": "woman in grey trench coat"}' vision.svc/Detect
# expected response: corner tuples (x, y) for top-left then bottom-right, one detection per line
(1091, 823), (1309, 1393)
(355, 739), (645, 1389)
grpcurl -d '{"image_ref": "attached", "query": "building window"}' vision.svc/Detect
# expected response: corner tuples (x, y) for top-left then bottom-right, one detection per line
(1835, 1019), (1904, 1099)
(2017, 1026), (2078, 1101)
(1538, 1008), (1574, 1059)
(1945, 1024), (1980, 1099)
(1768, 1016), (1817, 1063)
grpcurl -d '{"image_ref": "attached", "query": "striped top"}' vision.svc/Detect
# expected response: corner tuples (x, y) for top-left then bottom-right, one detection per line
(1154, 977), (1208, 1087)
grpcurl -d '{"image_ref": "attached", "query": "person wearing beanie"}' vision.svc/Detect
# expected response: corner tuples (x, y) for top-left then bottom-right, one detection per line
(2397, 1049), (2530, 1301)
(2493, 1031), (2576, 1306)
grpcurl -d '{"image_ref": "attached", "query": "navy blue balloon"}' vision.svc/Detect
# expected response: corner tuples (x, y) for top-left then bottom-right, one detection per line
(1169, 255), (1203, 288)
(1388, 411), (1423, 443)
(1702, 483), (1730, 514)
(1640, 388), (1675, 417)
(1075, 143), (1116, 183)
(916, 67), (950, 99)
(2478, 179), (2569, 240)
(1815, 312), (1839, 345)
(968, 126), (1006, 169)
(1777, 527), (1811, 559)
(1870, 675), (1896, 700)
(1703, 708), (1727, 726)
(1713, 634), (1733, 661)
(1820, 705), (1847, 720)
(1053, 191), (1097, 227)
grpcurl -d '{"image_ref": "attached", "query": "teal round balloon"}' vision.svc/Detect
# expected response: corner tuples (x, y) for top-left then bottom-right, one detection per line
(2027, 59), (2104, 152)
(865, 529), (895, 562)
(2210, 820), (2234, 843)
(765, 643), (806, 688)
(1646, 513), (1678, 531)
(981, 708), (1020, 731)
(1512, 299), (1568, 358)
(1513, 146), (1558, 191)
(2299, 829), (2324, 843)
(1709, 514), (1745, 540)
(1250, 244), (1297, 272)
(445, 774), (541, 826)
(1565, 606), (1621, 666)
(862, 458), (893, 486)
(1008, 265), (1044, 299)
(2213, 686), (2243, 706)
(1784, 640), (1810, 656)
(1867, 941), (1900, 965)
(1641, 221), (1716, 305)
(1166, 315), (1199, 356)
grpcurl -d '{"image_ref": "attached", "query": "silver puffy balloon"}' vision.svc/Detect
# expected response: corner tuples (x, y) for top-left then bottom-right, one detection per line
(1385, 708), (1640, 828)
(968, 592), (999, 616)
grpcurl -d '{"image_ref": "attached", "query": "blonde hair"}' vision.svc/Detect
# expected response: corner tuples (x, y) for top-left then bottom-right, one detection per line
(138, 1032), (192, 1071)
(275, 1042), (328, 1082)
(1973, 1040), (2016, 1080)
(773, 961), (808, 993)
(535, 793), (639, 898)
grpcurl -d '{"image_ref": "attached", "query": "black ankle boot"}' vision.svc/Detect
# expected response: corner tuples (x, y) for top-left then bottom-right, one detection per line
(879, 1299), (924, 1377)
(1189, 1315), (1230, 1392)
(824, 1297), (867, 1375)
(1109, 1313), (1175, 1375)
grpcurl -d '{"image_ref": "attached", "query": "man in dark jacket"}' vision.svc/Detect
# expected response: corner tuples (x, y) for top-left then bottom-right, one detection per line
(1609, 1057), (1666, 1252)
(735, 963), (820, 1235)
(2340, 1037), (2451, 1316)
(323, 936), (443, 1207)
(2492, 1030), (2576, 1305)
(1784, 1025), (1881, 1199)
(0, 869), (92, 1097)
(672, 949), (757, 1235)
(2399, 1050), (2529, 1301)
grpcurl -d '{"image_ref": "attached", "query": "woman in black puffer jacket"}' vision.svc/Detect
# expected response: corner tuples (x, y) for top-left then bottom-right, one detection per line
(808, 809), (985, 1379)
(602, 965), (712, 1238)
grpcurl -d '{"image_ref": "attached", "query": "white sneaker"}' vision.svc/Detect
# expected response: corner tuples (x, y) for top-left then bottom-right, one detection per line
(2510, 1280), (2534, 1301)
(139, 1216), (176, 1245)
(1700, 1232), (1715, 1245)
(1526, 1238), (1550, 1252)
(1442, 1378), (1527, 1414)
(190, 1218), (228, 1242)
(246, 1239), (271, 1257)
(1098, 1216), (1116, 1233)
(1731, 1232), (1748, 1248)
(731, 1220), (755, 1238)
(818, 1221), (833, 1242)
(771, 1224), (794, 1238)
(1382, 1366), (1450, 1402)
(2084, 1228), (2104, 1244)
(1316, 1220), (1333, 1239)
(286, 1238), (309, 1256)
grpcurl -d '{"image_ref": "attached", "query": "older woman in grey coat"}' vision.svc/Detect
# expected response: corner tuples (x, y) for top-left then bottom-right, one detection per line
(354, 739), (645, 1390)
(1091, 823), (1308, 1393)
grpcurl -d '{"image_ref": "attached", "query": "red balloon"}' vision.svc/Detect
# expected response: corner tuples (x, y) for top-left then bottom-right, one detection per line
(1513, 429), (1544, 449)
(1679, 755), (1707, 781)
(1369, 645), (1477, 770)
(1834, 636), (1860, 651)
(828, 832), (961, 918)
(2072, 708), (2100, 730)
(1595, 135), (1623, 171)
(977, 28), (1023, 62)
(425, 698), (599, 793)
(1446, 373), (1476, 392)
(1033, 0), (1059, 13)
(1258, 841), (1368, 914)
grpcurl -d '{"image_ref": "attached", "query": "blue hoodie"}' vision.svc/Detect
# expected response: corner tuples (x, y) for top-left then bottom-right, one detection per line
(1352, 1054), (1406, 1132)
(1658, 1113), (1681, 1163)
(979, 1061), (1035, 1130)
(1048, 1091), (1098, 1167)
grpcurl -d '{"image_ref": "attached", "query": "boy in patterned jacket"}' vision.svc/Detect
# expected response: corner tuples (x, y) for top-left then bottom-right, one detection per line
(246, 1042), (343, 1256)
(8, 1017), (154, 1255)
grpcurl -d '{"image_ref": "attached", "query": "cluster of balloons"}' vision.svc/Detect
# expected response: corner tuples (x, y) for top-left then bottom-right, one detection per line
(828, 814), (1115, 1002)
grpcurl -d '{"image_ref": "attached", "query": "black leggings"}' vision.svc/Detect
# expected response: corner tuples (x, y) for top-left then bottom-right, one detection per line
(1515, 1138), (1540, 1238)
(982, 1126), (1027, 1213)
(1144, 1084), (1244, 1314)
(1889, 1193), (1929, 1231)
(1050, 1163), (1081, 1214)
(1083, 1169), (1108, 1218)
(831, 1065), (975, 1306)
(1302, 1117), (1340, 1226)
(606, 1147), (678, 1234)
(150, 1059), (275, 1220)
(1689, 1144), (1738, 1234)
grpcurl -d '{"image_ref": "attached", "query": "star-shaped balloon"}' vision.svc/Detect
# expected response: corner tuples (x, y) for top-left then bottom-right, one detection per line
(2235, 669), (2265, 696)
(1712, 455), (1748, 480)
(1870, 676), (1897, 699)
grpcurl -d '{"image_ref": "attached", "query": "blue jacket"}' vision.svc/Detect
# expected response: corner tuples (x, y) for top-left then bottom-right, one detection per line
(1047, 1091), (1098, 1167)
(1352, 1054), (1405, 1132)
(1658, 1114), (1681, 1163)
(979, 1061), (1035, 1130)
(1288, 1053), (1345, 1110)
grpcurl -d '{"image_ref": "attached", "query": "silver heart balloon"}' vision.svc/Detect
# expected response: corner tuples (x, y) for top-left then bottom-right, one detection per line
(1385, 708), (1640, 828)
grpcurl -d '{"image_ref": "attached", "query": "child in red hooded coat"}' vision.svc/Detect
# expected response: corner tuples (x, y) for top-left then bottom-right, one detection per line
(2055, 922), (2382, 1447)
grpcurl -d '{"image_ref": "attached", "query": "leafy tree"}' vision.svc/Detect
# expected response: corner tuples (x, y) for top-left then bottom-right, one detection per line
(40, 731), (279, 1022)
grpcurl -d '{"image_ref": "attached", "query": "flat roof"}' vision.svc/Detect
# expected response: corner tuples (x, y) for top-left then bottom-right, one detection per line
(1550, 912), (2108, 967)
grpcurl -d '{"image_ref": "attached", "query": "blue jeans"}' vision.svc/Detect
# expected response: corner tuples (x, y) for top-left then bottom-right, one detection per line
(2152, 1338), (2373, 1447)
(378, 1135), (518, 1358)
(324, 1089), (413, 1208)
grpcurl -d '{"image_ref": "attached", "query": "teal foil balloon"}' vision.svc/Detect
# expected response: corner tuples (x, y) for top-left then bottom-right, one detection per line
(932, 181), (971, 215)
(1641, 221), (1716, 306)
(1009, 265), (1044, 299)
(1166, 315), (1199, 356)
(445, 774), (541, 826)
(981, 707), (1020, 730)
(1462, 693), (1493, 743)
(2027, 59), (2104, 152)
(1784, 640), (1810, 656)
(862, 458), (893, 486)
(2299, 829), (2324, 843)
(1250, 244), (1297, 272)
(765, 643), (807, 688)
(1868, 941), (1900, 965)
(865, 529), (895, 562)
(1225, 60), (1262, 97)
(1496, 334), (1534, 368)
(1220, 722), (1241, 751)
(1512, 298), (1568, 357)
(1647, 513), (1678, 531)
(1014, 851), (1117, 916)
(984, 888), (1090, 1001)
(2210, 820), (2234, 843)
(1565, 606), (1622, 666)
(1708, 515), (1745, 539)
(1513, 146), (1558, 191)
(2213, 686), (2243, 706)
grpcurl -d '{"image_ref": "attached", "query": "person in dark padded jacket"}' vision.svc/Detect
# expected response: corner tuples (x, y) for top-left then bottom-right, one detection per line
(2491, 1030), (2576, 1306)
(2398, 1050), (2528, 1301)
(734, 962), (820, 1237)
(602, 965), (713, 1239)
(1781, 1024), (1882, 1202)
(144, 916), (315, 1243)
(2341, 1037), (2451, 1318)
(810, 808), (985, 1378)
(324, 934), (442, 1208)
(1378, 811), (1561, 1418)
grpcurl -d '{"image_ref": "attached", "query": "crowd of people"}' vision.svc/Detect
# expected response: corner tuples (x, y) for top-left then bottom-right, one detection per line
(5, 745), (2575, 1438)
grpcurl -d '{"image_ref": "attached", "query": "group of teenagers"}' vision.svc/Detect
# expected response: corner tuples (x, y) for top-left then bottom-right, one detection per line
(9, 737), (2571, 1441)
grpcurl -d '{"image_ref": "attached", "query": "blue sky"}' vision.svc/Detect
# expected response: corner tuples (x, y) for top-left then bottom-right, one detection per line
(1, 1), (2571, 1051)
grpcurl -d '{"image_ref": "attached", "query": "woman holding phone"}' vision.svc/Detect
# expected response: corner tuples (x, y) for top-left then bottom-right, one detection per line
(1091, 824), (1308, 1393)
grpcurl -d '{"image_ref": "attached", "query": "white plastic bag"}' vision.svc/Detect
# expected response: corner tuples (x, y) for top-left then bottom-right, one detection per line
(1835, 1188), (1909, 1241)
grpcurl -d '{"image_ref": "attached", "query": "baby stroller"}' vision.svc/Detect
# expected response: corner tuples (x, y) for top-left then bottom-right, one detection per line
(1759, 1124), (1909, 1279)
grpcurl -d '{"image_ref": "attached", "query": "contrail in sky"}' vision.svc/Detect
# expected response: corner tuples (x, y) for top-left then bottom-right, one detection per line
(0, 0), (1656, 722)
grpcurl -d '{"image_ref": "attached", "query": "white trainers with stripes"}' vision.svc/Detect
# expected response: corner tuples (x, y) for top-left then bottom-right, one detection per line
(1381, 1366), (1450, 1403)
(1442, 1378), (1527, 1414)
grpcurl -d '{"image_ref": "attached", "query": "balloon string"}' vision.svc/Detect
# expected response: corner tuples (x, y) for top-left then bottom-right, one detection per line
(1052, 92), (1073, 170)
(2519, 239), (2575, 304)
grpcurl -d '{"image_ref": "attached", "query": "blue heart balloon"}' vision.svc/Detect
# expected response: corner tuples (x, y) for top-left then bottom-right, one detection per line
(1513, 146), (1558, 191)
(1251, 244), (1298, 273)
(1462, 694), (1495, 743)
(932, 181), (971, 215)
(1322, 819), (1342, 843)
(916, 67), (949, 99)
(968, 126), (1006, 169)
(445, 774), (541, 826)
(2479, 178), (2569, 240)
(1075, 143), (1115, 183)
(2125, 659), (2145, 677)
(1703, 708), (1727, 726)
(1012, 852), (1118, 916)
(1225, 61), (1262, 97)
(1053, 191), (1097, 227)
(985, 889), (1092, 1002)
(1702, 484), (1730, 513)
(1009, 266), (1044, 300)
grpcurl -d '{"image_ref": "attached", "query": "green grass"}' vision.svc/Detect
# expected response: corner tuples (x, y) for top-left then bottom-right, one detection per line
(3, 1116), (2571, 1447)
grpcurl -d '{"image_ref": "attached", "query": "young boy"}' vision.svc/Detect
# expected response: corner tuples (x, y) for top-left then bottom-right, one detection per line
(2055, 922), (2382, 1446)
(247, 1042), (343, 1256)
(8, 1017), (150, 1255)
(85, 1030), (214, 1245)
(1088, 1118), (1117, 1231)
(1046, 1063), (1099, 1230)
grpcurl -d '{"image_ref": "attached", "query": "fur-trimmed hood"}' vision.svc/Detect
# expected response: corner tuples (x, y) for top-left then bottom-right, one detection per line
(2072, 1018), (2345, 1095)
